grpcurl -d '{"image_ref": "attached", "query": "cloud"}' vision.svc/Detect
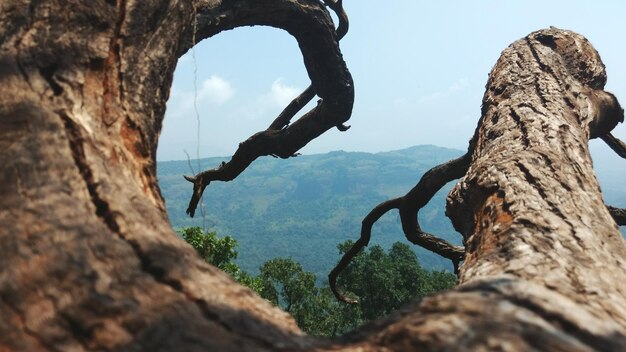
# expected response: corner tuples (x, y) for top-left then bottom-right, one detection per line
(170, 75), (235, 113)
(417, 78), (469, 104)
(197, 75), (235, 105)
(266, 79), (300, 107)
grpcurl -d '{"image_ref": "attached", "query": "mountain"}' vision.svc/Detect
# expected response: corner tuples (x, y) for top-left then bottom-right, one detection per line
(157, 144), (626, 279)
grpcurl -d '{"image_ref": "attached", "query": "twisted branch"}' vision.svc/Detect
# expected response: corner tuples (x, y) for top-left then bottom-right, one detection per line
(323, 0), (349, 41)
(184, 0), (354, 217)
(329, 153), (471, 303)
(268, 0), (349, 132)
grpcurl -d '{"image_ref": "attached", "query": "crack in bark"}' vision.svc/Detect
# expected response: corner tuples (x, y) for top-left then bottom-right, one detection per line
(123, 238), (295, 350)
(518, 101), (546, 117)
(112, 0), (126, 100)
(58, 112), (124, 349)
(12, 5), (34, 92)
(39, 63), (64, 96)
(61, 112), (248, 347)
(509, 107), (531, 148)
(537, 152), (573, 193)
(533, 78), (550, 108)
(190, 298), (290, 351)
(563, 95), (576, 109)
(60, 112), (121, 234)
(515, 160), (579, 239)
(59, 311), (94, 347)
(461, 281), (626, 351)
(526, 36), (563, 88)
(102, 0), (127, 125)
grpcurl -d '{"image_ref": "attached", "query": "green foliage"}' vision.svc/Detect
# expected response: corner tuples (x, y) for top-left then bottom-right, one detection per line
(249, 241), (456, 336)
(180, 227), (238, 270)
(179, 227), (263, 293)
(336, 240), (457, 321)
(258, 258), (321, 332)
(158, 146), (468, 277)
(257, 256), (363, 337)
(160, 146), (626, 279)
(258, 258), (316, 309)
(179, 227), (456, 337)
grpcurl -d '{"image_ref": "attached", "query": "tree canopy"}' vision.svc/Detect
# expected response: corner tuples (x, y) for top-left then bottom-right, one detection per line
(180, 227), (455, 337)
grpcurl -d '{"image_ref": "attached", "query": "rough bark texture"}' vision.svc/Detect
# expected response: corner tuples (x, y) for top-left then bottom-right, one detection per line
(442, 28), (626, 350)
(0, 1), (331, 351)
(329, 28), (626, 351)
(0, 0), (624, 350)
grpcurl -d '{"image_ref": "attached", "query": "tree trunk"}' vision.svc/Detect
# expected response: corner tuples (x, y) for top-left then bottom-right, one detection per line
(0, 1), (624, 351)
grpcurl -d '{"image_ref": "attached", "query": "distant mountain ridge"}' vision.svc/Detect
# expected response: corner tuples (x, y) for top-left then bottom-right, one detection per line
(157, 144), (626, 278)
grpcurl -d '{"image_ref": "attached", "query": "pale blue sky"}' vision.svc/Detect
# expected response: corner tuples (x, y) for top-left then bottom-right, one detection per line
(158, 1), (626, 161)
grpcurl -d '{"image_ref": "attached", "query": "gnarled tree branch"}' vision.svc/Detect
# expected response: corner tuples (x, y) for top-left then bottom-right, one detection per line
(185, 0), (354, 217)
(329, 153), (470, 303)
(269, 0), (349, 132)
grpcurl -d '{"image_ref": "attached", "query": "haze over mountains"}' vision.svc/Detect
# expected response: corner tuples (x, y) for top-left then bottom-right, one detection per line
(157, 144), (626, 279)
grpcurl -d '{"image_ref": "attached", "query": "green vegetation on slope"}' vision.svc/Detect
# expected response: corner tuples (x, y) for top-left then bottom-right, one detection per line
(159, 145), (626, 276)
(159, 145), (465, 277)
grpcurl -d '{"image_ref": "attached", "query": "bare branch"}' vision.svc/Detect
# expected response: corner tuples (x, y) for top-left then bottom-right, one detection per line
(608, 205), (626, 226)
(269, 85), (315, 130)
(328, 199), (402, 304)
(323, 0), (349, 40)
(601, 133), (626, 159)
(269, 0), (350, 132)
(184, 0), (354, 217)
(329, 154), (470, 303)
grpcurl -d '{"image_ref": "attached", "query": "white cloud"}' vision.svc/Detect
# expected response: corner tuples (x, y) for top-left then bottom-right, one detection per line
(266, 79), (300, 107)
(169, 75), (235, 113)
(197, 75), (235, 105)
(232, 78), (302, 122)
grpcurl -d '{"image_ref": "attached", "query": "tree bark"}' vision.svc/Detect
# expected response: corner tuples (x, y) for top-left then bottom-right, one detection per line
(1, 1), (343, 350)
(0, 1), (624, 350)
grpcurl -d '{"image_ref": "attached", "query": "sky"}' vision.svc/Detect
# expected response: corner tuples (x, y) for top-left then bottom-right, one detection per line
(157, 0), (626, 161)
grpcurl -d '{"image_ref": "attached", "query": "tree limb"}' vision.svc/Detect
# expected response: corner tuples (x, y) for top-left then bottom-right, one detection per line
(268, 0), (350, 132)
(601, 133), (626, 159)
(269, 86), (316, 131)
(184, 0), (354, 217)
(329, 154), (470, 303)
(328, 198), (402, 304)
(608, 205), (626, 226)
(322, 0), (349, 41)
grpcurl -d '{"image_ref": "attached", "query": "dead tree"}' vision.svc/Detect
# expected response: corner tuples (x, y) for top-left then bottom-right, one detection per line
(330, 27), (626, 350)
(0, 0), (624, 350)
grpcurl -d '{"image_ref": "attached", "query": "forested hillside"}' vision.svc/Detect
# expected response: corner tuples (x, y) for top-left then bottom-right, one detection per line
(158, 144), (626, 278)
